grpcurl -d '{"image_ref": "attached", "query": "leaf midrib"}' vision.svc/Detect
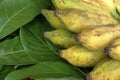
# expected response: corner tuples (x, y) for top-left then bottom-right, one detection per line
(27, 72), (73, 77)
(0, 50), (24, 55)
(0, 0), (39, 33)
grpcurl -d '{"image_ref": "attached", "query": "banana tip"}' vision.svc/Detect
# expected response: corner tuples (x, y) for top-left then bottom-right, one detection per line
(86, 74), (92, 80)
(41, 9), (45, 14)
(43, 32), (46, 38)
(104, 47), (110, 55)
(75, 35), (80, 41)
(58, 50), (62, 56)
(54, 10), (60, 16)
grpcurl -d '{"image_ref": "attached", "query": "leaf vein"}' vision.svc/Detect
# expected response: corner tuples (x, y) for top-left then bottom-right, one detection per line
(0, 50), (24, 56)
(0, 0), (39, 33)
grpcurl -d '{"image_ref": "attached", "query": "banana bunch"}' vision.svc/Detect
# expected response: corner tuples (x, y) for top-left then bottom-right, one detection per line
(41, 0), (120, 79)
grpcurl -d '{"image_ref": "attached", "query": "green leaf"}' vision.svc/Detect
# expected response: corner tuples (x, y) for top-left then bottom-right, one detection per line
(0, 0), (51, 39)
(0, 65), (15, 80)
(0, 0), (2, 3)
(0, 65), (4, 71)
(5, 62), (85, 80)
(0, 36), (36, 65)
(35, 77), (84, 80)
(20, 17), (61, 62)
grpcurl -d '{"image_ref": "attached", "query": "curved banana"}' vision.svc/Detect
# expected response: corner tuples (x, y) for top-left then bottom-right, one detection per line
(56, 9), (117, 33)
(105, 38), (120, 61)
(41, 9), (65, 29)
(44, 29), (79, 48)
(102, 0), (120, 21)
(114, 0), (120, 21)
(52, 0), (111, 16)
(114, 0), (120, 13)
(76, 24), (120, 50)
(60, 46), (107, 67)
(87, 59), (120, 80)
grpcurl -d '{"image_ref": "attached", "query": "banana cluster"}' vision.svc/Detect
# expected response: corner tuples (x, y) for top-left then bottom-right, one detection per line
(41, 0), (120, 80)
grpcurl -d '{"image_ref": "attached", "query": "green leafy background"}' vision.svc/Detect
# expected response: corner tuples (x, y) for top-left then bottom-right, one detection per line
(0, 0), (91, 80)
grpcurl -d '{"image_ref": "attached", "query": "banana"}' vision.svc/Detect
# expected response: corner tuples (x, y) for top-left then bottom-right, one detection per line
(75, 24), (120, 50)
(44, 29), (79, 48)
(102, 0), (120, 21)
(87, 59), (120, 80)
(114, 0), (120, 13)
(114, 0), (120, 20)
(104, 38), (120, 61)
(59, 46), (107, 67)
(41, 9), (65, 29)
(56, 9), (117, 33)
(52, 0), (111, 16)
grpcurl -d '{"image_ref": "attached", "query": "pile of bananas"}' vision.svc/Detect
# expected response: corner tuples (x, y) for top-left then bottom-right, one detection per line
(41, 0), (120, 80)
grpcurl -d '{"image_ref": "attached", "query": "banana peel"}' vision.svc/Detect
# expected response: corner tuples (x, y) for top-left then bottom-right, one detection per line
(76, 24), (120, 50)
(41, 9), (65, 29)
(105, 38), (120, 61)
(52, 0), (111, 16)
(59, 46), (107, 67)
(56, 9), (117, 33)
(87, 59), (120, 80)
(44, 29), (79, 48)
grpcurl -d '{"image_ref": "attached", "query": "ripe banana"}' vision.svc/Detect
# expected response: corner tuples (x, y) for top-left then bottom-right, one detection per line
(52, 0), (111, 16)
(87, 59), (120, 80)
(114, 0), (120, 12)
(114, 0), (120, 20)
(44, 29), (78, 48)
(56, 9), (117, 33)
(102, 0), (120, 21)
(41, 9), (65, 29)
(105, 38), (120, 61)
(76, 24), (120, 50)
(59, 46), (107, 67)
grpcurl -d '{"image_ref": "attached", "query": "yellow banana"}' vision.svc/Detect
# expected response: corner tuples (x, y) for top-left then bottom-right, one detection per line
(52, 0), (111, 16)
(52, 0), (120, 21)
(76, 24), (120, 50)
(87, 59), (120, 80)
(60, 46), (107, 67)
(114, 0), (120, 20)
(105, 38), (120, 61)
(56, 9), (117, 33)
(41, 9), (65, 29)
(114, 0), (120, 12)
(102, 0), (120, 21)
(44, 29), (79, 48)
